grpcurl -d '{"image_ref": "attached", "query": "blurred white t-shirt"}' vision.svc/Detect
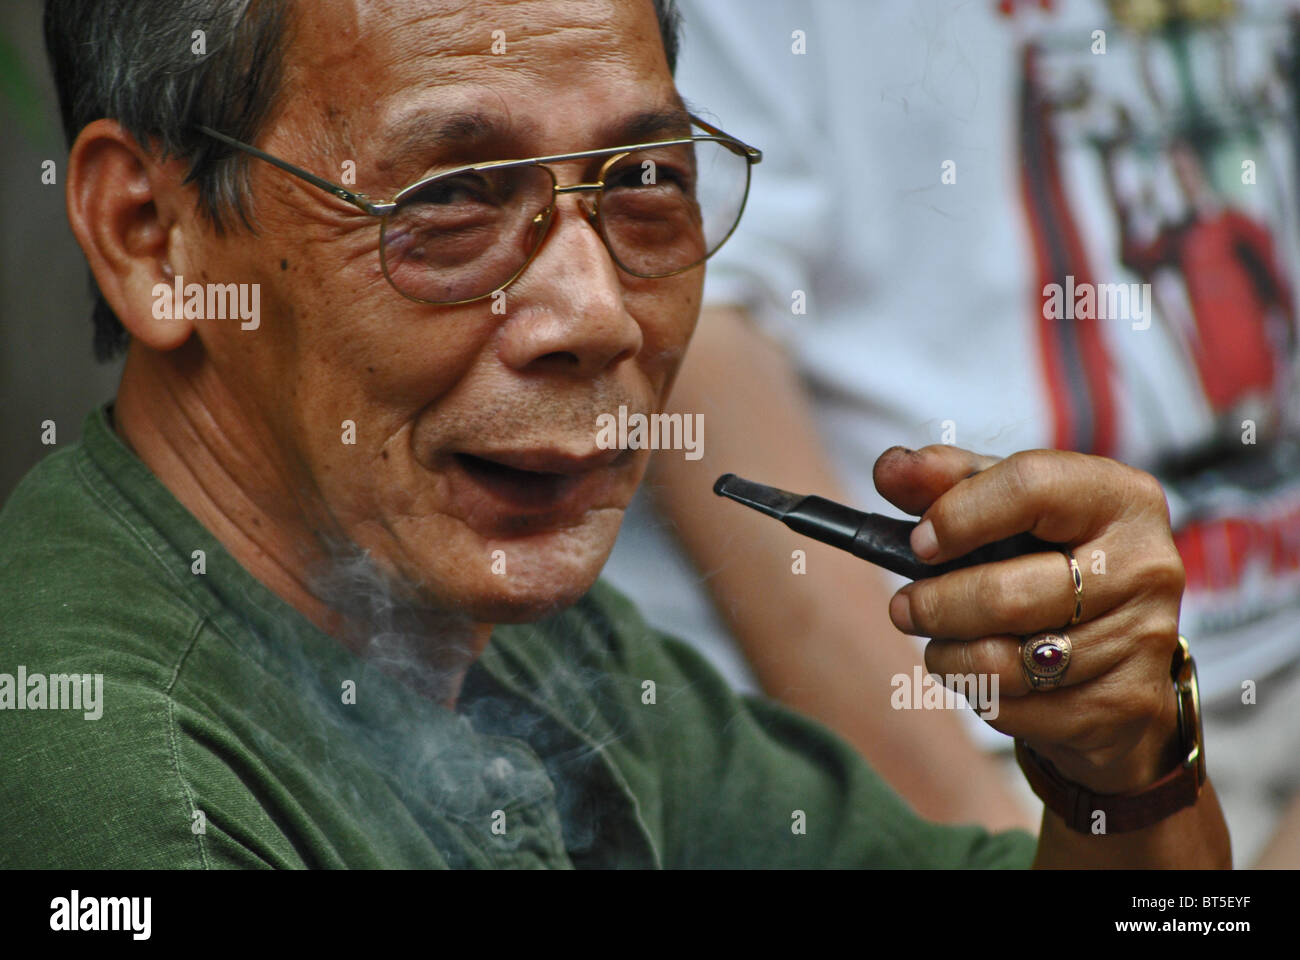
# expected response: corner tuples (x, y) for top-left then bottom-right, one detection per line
(604, 0), (1300, 750)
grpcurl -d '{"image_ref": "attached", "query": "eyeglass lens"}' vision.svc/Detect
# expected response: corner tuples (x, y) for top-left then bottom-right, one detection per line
(379, 138), (751, 304)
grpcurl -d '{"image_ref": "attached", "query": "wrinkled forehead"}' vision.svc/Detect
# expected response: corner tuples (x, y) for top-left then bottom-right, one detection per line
(279, 0), (684, 164)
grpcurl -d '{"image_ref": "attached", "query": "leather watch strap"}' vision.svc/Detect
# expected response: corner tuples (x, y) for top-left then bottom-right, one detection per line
(1014, 636), (1206, 835)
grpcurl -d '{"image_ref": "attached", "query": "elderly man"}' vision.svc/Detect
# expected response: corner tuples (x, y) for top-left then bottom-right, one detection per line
(0, 0), (1228, 869)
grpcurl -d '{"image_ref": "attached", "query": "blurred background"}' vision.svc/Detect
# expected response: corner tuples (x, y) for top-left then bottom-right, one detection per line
(1, 0), (120, 502)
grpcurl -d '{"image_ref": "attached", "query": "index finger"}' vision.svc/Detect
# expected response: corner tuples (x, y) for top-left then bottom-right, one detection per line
(914, 449), (1145, 564)
(872, 444), (1002, 517)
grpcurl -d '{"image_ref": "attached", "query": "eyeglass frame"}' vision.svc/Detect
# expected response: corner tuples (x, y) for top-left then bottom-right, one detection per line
(194, 114), (762, 305)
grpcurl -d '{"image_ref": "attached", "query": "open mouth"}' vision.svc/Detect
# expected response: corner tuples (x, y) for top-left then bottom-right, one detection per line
(453, 453), (577, 509)
(441, 444), (632, 533)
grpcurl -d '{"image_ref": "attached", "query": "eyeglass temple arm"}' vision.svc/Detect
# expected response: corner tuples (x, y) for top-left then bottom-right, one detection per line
(193, 125), (395, 216)
(686, 113), (762, 163)
(195, 116), (759, 213)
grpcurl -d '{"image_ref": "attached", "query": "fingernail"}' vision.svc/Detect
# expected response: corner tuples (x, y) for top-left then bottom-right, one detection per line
(882, 445), (917, 459)
(911, 519), (939, 560)
(889, 592), (914, 633)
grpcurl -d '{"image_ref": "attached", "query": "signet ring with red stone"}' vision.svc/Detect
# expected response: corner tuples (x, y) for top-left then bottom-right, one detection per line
(1021, 632), (1072, 691)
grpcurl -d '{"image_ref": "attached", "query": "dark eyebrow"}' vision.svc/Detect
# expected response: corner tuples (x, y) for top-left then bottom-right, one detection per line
(375, 111), (537, 172)
(606, 106), (694, 145)
(376, 103), (695, 174)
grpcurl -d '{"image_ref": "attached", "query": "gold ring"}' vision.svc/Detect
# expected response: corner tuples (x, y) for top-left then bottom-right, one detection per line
(1021, 632), (1072, 691)
(1063, 550), (1083, 626)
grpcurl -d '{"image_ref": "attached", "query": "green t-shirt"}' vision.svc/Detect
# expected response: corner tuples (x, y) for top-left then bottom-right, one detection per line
(0, 405), (1035, 868)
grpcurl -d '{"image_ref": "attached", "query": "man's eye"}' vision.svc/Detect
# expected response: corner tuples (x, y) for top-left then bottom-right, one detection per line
(414, 174), (506, 205)
(607, 162), (692, 193)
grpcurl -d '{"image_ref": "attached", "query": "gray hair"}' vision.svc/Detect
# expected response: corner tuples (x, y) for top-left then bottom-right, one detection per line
(43, 0), (684, 361)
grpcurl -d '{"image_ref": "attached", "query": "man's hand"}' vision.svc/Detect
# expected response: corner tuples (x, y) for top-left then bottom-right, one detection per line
(875, 444), (1231, 868)
(874, 444), (1185, 797)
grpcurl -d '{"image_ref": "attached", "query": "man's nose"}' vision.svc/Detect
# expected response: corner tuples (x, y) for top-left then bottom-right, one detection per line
(494, 195), (643, 378)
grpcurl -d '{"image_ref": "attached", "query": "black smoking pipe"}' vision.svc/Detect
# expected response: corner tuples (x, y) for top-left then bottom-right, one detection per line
(713, 473), (1056, 580)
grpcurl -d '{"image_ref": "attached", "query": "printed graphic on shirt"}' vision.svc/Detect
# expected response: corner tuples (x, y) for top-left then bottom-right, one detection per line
(1013, 1), (1298, 453)
(1006, 0), (1300, 648)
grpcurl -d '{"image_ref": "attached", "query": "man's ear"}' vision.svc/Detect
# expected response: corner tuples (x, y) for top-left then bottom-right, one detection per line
(65, 118), (194, 351)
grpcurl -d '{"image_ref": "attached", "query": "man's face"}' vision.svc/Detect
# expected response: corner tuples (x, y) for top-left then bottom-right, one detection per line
(188, 0), (700, 622)
(1169, 142), (1208, 207)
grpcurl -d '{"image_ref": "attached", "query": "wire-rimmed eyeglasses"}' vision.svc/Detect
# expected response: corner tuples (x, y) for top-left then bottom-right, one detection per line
(195, 114), (761, 305)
